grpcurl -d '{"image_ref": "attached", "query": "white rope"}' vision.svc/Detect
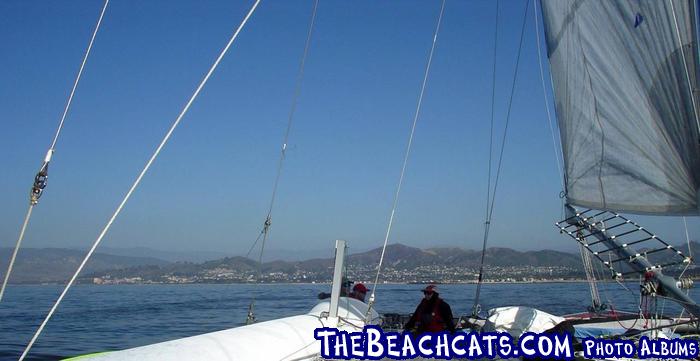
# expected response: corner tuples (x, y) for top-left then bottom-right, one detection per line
(277, 316), (325, 361)
(17, 1), (261, 359)
(277, 340), (319, 361)
(614, 276), (646, 324)
(533, 0), (564, 190)
(672, 309), (687, 335)
(668, 0), (700, 136)
(365, 0), (446, 320)
(0, 0), (109, 303)
(50, 0), (110, 151)
(578, 243), (593, 303)
(683, 216), (692, 258)
(679, 217), (693, 279)
(579, 242), (601, 308)
(0, 206), (34, 301)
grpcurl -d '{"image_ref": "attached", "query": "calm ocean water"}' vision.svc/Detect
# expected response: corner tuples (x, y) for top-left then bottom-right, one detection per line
(1, 283), (698, 360)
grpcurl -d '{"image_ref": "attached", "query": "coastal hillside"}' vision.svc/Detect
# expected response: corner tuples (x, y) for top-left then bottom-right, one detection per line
(3, 242), (698, 284)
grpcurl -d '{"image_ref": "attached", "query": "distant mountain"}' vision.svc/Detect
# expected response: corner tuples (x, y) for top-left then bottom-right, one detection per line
(82, 243), (589, 284)
(344, 244), (583, 269)
(201, 256), (259, 271)
(348, 244), (439, 268)
(9, 241), (699, 284)
(0, 248), (169, 284)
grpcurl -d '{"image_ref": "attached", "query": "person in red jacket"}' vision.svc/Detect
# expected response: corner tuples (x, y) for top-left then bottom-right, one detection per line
(404, 284), (455, 333)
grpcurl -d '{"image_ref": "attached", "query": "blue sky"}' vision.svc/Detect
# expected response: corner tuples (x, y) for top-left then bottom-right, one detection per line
(1, 0), (698, 258)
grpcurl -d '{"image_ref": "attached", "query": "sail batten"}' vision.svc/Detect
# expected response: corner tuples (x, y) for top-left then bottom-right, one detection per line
(541, 0), (700, 215)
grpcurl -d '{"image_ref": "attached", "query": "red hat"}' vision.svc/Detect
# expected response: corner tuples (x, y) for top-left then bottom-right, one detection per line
(353, 283), (368, 293)
(422, 284), (438, 293)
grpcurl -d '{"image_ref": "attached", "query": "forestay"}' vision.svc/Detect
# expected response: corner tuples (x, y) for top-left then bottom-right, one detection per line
(541, 0), (700, 215)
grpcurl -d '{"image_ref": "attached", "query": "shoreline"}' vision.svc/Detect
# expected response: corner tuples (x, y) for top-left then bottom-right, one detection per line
(9, 278), (655, 286)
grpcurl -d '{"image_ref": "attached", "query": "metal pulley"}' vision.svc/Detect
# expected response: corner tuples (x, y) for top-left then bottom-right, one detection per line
(30, 163), (49, 205)
(677, 278), (694, 290)
(640, 280), (658, 296)
(587, 302), (607, 314)
(245, 301), (256, 325)
(471, 303), (482, 317)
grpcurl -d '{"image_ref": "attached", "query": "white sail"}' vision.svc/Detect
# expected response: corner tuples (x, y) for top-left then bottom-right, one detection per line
(541, 0), (700, 215)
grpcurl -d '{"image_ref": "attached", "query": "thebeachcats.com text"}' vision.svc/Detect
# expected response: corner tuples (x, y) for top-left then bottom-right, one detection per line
(313, 326), (699, 360)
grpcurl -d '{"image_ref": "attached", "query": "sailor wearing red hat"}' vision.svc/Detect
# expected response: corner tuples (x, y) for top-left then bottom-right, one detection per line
(350, 283), (368, 302)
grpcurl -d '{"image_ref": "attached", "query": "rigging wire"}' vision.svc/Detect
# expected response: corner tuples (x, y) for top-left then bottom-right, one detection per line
(610, 277), (645, 331)
(593, 249), (613, 311)
(533, 0), (565, 191)
(472, 0), (531, 316)
(484, 0), (500, 246)
(680, 216), (693, 279)
(277, 315), (326, 361)
(471, 0), (500, 318)
(579, 242), (602, 310)
(17, 1), (262, 359)
(683, 216), (692, 258)
(0, 0), (110, 302)
(245, 228), (266, 258)
(365, 0), (446, 322)
(245, 0), (319, 325)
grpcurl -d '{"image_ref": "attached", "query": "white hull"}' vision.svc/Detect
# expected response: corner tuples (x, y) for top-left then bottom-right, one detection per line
(78, 297), (376, 361)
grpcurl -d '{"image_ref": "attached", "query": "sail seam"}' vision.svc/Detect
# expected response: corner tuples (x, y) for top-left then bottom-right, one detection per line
(576, 11), (607, 208)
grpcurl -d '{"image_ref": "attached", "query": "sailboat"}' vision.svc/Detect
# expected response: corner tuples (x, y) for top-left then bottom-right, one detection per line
(5, 0), (700, 360)
(474, 0), (700, 354)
